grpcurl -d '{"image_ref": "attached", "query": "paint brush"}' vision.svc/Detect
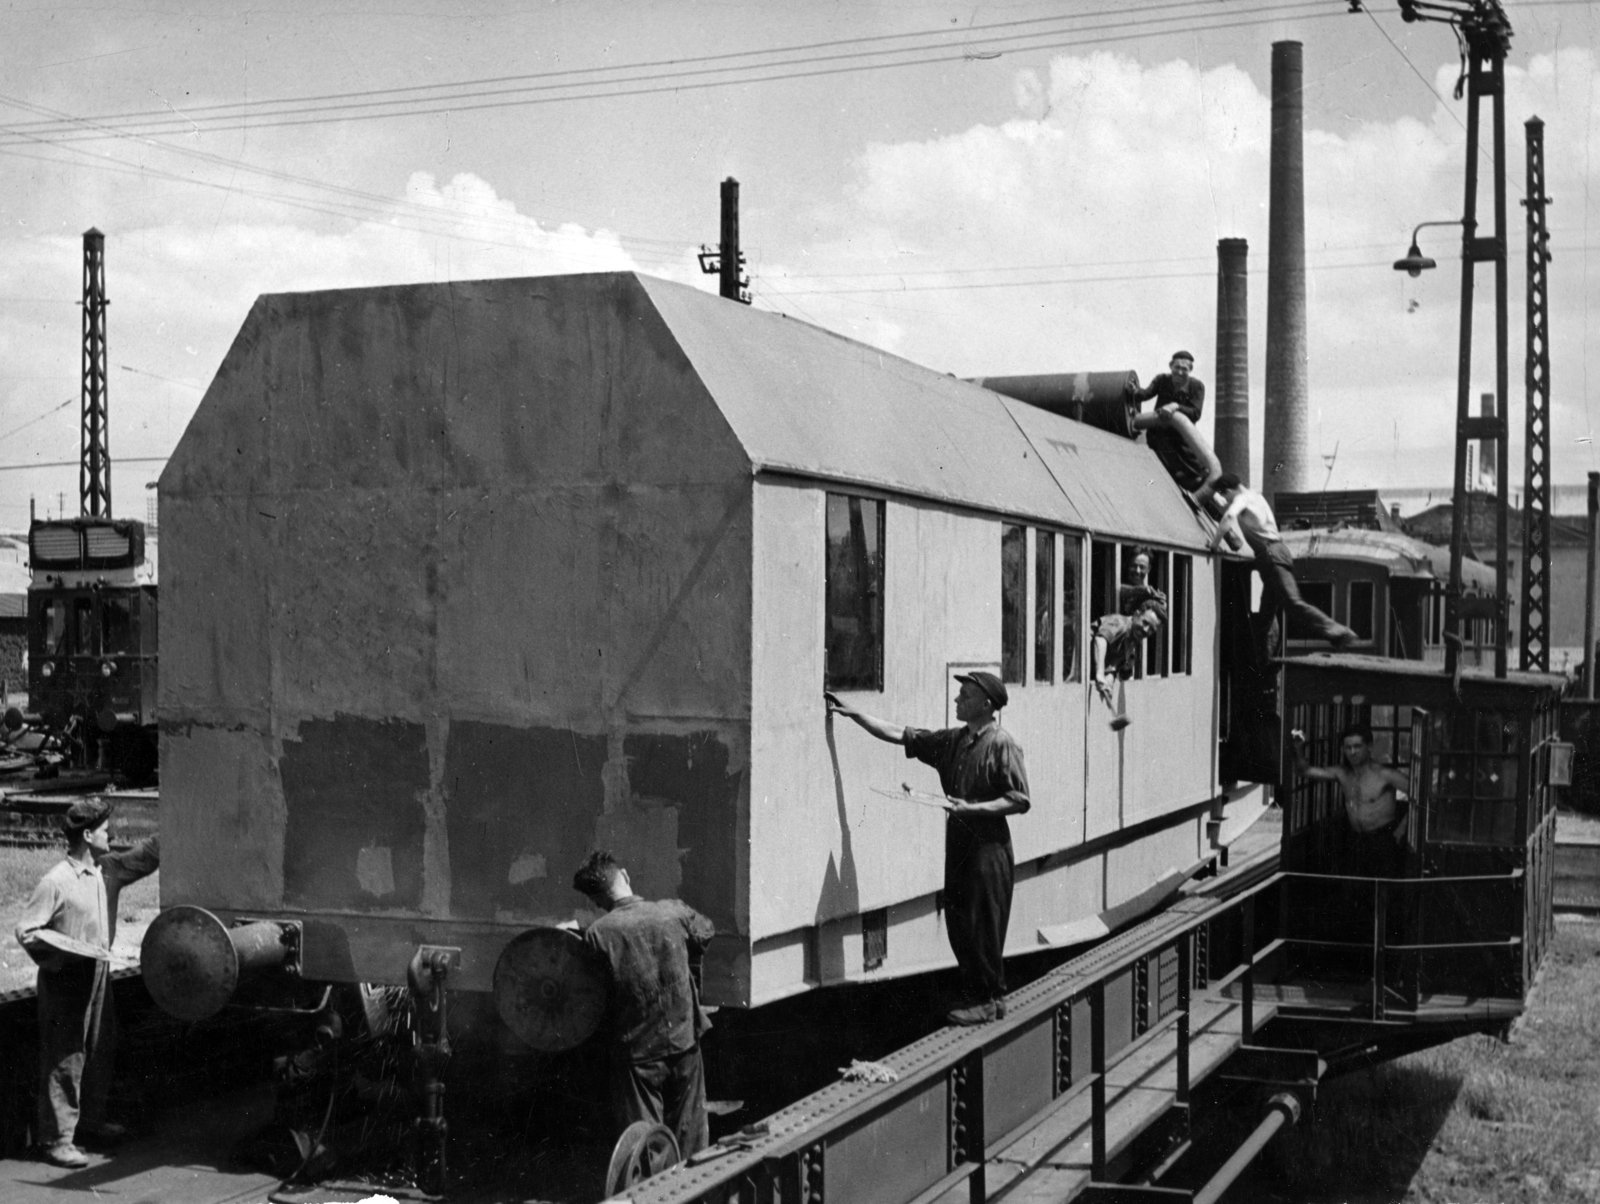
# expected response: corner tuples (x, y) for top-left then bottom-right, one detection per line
(869, 783), (955, 811)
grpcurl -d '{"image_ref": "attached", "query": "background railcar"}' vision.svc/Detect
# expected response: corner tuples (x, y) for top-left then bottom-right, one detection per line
(26, 515), (158, 782)
(153, 270), (1263, 1011)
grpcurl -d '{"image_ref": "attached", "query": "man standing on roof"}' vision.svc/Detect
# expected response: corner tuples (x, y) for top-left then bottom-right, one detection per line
(1130, 351), (1222, 502)
(15, 799), (160, 1168)
(1209, 474), (1356, 651)
(826, 671), (1030, 1025)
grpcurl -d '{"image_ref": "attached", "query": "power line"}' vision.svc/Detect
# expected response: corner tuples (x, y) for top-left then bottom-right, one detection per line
(0, 457), (167, 474)
(0, 4), (1345, 145)
(0, 0), (1295, 133)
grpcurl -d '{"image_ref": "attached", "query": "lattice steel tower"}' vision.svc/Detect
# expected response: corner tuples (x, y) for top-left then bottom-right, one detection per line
(1520, 118), (1552, 671)
(80, 227), (111, 518)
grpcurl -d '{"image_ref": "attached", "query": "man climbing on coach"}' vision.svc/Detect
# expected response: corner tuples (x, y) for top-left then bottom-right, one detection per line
(1130, 350), (1223, 504)
(1208, 473), (1357, 653)
(15, 799), (159, 1168)
(826, 671), (1030, 1025)
(573, 851), (716, 1159)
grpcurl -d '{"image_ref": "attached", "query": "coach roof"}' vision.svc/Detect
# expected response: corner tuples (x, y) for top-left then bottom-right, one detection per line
(637, 274), (1209, 551)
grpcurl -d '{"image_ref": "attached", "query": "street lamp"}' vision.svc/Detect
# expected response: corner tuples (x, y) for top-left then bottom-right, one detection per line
(1392, 219), (1464, 277)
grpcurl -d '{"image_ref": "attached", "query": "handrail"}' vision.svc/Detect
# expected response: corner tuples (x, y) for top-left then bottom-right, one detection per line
(620, 876), (1284, 1204)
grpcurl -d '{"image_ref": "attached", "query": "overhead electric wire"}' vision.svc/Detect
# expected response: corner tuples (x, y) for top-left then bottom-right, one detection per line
(0, 103), (695, 264)
(0, 0), (1348, 280)
(0, 3), (1346, 146)
(0, 0), (1305, 133)
(0, 142), (694, 273)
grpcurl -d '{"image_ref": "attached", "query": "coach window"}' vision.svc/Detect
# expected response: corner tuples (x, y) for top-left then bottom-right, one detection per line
(1348, 580), (1376, 643)
(1001, 524), (1027, 684)
(1290, 581), (1335, 640)
(1171, 554), (1193, 675)
(1062, 535), (1083, 681)
(825, 493), (885, 691)
(1034, 528), (1055, 683)
(1145, 549), (1171, 677)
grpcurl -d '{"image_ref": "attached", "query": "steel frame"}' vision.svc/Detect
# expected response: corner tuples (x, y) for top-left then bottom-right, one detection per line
(79, 228), (111, 518)
(618, 855), (1538, 1204)
(1520, 117), (1552, 671)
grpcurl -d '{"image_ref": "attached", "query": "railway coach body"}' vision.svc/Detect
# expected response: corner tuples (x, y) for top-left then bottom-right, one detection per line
(157, 271), (1233, 1008)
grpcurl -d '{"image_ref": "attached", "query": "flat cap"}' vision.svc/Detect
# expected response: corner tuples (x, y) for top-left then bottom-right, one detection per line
(58, 797), (113, 835)
(956, 670), (1009, 711)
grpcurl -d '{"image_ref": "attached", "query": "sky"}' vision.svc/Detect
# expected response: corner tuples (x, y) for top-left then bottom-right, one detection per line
(1, 0), (1598, 533)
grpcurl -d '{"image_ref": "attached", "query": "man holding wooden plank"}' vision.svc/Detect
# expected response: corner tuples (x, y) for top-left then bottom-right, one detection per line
(15, 799), (159, 1168)
(827, 671), (1030, 1025)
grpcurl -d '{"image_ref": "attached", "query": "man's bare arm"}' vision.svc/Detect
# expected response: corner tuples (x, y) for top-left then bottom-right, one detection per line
(1290, 731), (1343, 782)
(824, 692), (906, 744)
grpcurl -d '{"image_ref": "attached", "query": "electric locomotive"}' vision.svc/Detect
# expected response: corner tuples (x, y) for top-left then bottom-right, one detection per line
(26, 514), (158, 783)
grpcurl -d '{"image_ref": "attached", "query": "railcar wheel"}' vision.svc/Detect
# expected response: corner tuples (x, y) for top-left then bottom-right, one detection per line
(491, 926), (607, 1052)
(604, 1121), (680, 1197)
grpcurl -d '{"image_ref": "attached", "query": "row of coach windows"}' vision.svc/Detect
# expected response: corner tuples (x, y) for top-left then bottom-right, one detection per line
(1085, 540), (1194, 681)
(999, 524), (1084, 685)
(1292, 579), (1376, 643)
(823, 493), (1194, 692)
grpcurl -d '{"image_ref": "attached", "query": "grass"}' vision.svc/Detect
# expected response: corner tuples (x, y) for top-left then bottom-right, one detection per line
(0, 843), (160, 994)
(1215, 916), (1600, 1203)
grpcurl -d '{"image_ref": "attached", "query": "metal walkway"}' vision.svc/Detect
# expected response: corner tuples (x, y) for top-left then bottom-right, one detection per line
(610, 857), (1304, 1204)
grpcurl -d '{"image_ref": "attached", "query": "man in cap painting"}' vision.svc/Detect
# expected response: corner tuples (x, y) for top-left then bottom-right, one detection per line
(15, 798), (159, 1168)
(827, 670), (1030, 1025)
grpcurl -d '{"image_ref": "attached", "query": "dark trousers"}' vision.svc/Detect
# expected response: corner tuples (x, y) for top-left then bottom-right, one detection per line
(1256, 541), (1351, 643)
(1338, 822), (1407, 880)
(609, 1044), (708, 1159)
(36, 961), (115, 1147)
(944, 832), (1014, 1003)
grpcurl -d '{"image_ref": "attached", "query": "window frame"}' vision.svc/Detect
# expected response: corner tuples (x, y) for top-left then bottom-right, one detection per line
(823, 492), (887, 693)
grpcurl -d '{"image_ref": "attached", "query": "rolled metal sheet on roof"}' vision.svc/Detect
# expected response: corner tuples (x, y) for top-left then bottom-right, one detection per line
(638, 275), (1209, 550)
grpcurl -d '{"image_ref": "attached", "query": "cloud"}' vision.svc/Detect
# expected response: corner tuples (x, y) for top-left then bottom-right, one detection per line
(0, 171), (704, 525)
(759, 46), (1600, 492)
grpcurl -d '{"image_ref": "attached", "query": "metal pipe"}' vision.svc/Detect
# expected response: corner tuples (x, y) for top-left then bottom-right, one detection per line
(1445, 46), (1485, 681)
(1585, 472), (1599, 699)
(1193, 1092), (1302, 1204)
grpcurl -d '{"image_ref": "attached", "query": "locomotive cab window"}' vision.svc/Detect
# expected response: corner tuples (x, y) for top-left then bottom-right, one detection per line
(825, 493), (885, 692)
(102, 596), (133, 655)
(73, 597), (98, 657)
(1427, 709), (1521, 845)
(40, 598), (68, 656)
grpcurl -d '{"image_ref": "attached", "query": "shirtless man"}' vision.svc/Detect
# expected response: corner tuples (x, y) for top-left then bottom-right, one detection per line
(1290, 722), (1410, 878)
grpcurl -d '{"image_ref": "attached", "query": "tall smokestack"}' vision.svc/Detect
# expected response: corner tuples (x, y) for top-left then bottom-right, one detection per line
(1214, 238), (1251, 483)
(1263, 41), (1309, 503)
